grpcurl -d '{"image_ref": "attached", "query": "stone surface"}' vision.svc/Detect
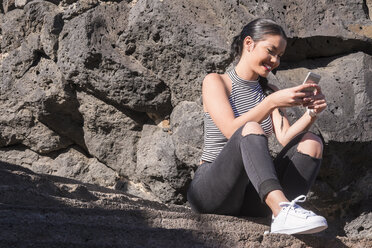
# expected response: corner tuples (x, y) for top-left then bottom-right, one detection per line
(344, 212), (372, 239)
(57, 2), (172, 118)
(367, 0), (372, 20)
(1, 163), (371, 248)
(0, 58), (74, 153)
(2, 0), (16, 13)
(77, 91), (140, 177)
(120, 0), (232, 106)
(15, 0), (30, 8)
(61, 0), (100, 20)
(1, 54), (84, 151)
(0, 146), (118, 187)
(170, 101), (204, 168)
(136, 125), (191, 204)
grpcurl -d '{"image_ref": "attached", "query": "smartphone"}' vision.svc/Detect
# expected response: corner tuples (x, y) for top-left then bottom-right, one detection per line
(302, 72), (321, 92)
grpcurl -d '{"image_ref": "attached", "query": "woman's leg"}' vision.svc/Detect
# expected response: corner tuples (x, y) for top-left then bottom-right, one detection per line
(239, 123), (288, 216)
(240, 131), (323, 217)
(274, 132), (323, 201)
(187, 125), (249, 215)
(268, 132), (327, 234)
(235, 130), (327, 235)
(187, 122), (284, 216)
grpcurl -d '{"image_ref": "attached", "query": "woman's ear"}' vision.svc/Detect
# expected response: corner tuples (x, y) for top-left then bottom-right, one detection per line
(243, 36), (254, 52)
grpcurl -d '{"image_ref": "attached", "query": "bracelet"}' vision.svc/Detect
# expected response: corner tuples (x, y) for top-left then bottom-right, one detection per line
(307, 108), (317, 117)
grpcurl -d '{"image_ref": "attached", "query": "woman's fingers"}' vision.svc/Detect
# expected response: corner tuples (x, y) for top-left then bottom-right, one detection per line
(314, 84), (323, 94)
(285, 83), (326, 109)
(304, 94), (325, 102)
(276, 84), (324, 108)
(295, 83), (318, 92)
(307, 99), (326, 107)
(293, 84), (318, 99)
(313, 104), (327, 113)
(293, 96), (310, 105)
(307, 100), (327, 110)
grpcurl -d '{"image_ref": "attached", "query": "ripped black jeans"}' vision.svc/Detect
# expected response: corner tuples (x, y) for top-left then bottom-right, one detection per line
(187, 126), (322, 217)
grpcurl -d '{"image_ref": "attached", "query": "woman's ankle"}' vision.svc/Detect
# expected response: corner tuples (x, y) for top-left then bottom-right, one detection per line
(265, 190), (288, 217)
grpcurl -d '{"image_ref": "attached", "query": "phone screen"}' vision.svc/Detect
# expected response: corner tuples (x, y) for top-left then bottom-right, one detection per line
(302, 72), (321, 92)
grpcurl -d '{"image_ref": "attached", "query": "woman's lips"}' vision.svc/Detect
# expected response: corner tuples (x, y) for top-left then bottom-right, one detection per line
(263, 63), (272, 71)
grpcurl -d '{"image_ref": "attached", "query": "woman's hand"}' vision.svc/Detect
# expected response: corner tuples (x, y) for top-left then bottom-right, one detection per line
(269, 83), (318, 108)
(303, 85), (327, 114)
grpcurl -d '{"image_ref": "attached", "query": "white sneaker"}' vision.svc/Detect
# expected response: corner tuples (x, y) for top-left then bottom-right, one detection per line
(270, 195), (328, 235)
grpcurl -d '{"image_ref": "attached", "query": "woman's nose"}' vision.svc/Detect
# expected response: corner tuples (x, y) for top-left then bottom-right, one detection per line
(271, 55), (280, 65)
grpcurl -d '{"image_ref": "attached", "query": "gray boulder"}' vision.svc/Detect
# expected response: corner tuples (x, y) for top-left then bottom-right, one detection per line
(57, 2), (172, 118)
(2, 0), (16, 13)
(136, 125), (191, 204)
(1, 1), (62, 57)
(0, 55), (74, 153)
(119, 0), (232, 106)
(170, 101), (204, 168)
(77, 91), (140, 177)
(344, 212), (372, 239)
(0, 146), (117, 187)
(368, 0), (372, 19)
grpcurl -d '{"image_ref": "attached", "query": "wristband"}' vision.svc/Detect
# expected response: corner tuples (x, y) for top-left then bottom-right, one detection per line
(307, 108), (317, 117)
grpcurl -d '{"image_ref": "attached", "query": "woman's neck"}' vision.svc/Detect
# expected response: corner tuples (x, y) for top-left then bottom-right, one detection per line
(234, 58), (259, 81)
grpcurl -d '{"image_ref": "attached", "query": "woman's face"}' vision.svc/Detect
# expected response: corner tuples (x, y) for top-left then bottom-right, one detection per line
(247, 34), (287, 78)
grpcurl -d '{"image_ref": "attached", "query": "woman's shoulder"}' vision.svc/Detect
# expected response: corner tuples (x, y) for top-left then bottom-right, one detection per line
(203, 73), (230, 89)
(202, 72), (231, 100)
(203, 73), (224, 83)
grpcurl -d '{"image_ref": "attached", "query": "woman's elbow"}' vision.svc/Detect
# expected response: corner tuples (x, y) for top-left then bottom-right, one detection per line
(276, 135), (288, 147)
(224, 131), (233, 140)
(223, 126), (241, 139)
(222, 128), (236, 140)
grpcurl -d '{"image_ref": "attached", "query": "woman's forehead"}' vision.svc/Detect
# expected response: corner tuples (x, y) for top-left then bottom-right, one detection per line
(259, 35), (287, 50)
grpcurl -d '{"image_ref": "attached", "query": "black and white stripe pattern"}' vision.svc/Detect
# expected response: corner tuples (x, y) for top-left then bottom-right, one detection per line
(201, 69), (273, 162)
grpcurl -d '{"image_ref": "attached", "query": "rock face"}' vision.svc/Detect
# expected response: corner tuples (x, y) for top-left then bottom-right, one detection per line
(344, 212), (372, 239)
(0, 0), (371, 241)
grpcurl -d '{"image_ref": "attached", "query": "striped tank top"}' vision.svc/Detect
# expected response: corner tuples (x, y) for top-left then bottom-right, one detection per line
(200, 68), (274, 162)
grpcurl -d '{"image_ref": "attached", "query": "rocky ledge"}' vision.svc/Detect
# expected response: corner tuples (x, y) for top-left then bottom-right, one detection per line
(1, 162), (371, 248)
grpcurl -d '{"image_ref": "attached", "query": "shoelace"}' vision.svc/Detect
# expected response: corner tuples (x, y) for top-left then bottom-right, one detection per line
(278, 195), (310, 220)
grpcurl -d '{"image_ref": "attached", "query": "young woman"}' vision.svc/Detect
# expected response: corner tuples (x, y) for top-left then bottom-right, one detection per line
(187, 18), (328, 235)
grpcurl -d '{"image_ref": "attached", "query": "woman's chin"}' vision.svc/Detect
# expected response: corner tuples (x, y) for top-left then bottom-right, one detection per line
(259, 71), (270, 78)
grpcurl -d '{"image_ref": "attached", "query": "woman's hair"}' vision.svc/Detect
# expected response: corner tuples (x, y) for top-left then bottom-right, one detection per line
(230, 18), (287, 95)
(231, 18), (287, 60)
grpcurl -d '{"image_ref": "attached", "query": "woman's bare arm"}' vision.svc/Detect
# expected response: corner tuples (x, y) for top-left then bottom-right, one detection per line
(271, 84), (327, 146)
(203, 74), (318, 139)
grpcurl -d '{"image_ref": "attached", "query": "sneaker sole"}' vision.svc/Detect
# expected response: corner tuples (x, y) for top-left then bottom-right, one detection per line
(271, 223), (328, 235)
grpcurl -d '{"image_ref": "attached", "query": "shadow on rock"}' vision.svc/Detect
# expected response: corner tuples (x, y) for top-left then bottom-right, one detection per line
(0, 161), (236, 247)
(294, 235), (349, 248)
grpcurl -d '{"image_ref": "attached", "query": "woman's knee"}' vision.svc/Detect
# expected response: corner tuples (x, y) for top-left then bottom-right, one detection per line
(241, 122), (265, 136)
(297, 132), (323, 158)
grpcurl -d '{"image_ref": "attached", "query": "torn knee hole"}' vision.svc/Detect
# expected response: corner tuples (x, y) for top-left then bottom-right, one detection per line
(295, 150), (322, 159)
(241, 133), (267, 138)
